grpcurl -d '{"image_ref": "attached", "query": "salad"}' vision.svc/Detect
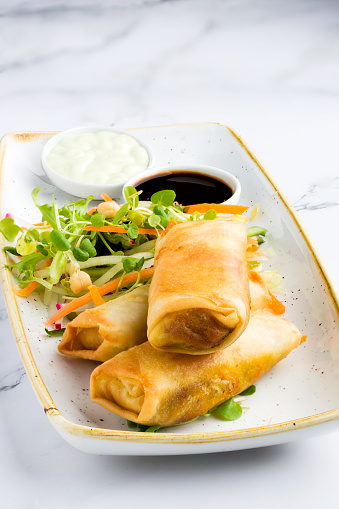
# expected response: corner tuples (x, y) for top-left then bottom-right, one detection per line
(0, 187), (271, 330)
(0, 186), (290, 431)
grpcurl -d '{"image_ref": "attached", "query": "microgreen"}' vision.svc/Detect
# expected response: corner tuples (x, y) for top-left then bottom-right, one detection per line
(144, 425), (162, 433)
(7, 252), (46, 278)
(0, 217), (21, 242)
(72, 246), (90, 262)
(45, 327), (66, 336)
(3, 246), (19, 256)
(148, 214), (161, 228)
(49, 251), (68, 285)
(90, 213), (106, 229)
(122, 257), (144, 274)
(126, 223), (139, 240)
(32, 188), (61, 231)
(153, 205), (170, 227)
(240, 385), (256, 396)
(80, 238), (97, 258)
(16, 237), (37, 256)
(127, 210), (144, 227)
(203, 209), (217, 220)
(214, 398), (243, 421)
(112, 203), (129, 225)
(36, 244), (49, 256)
(49, 230), (71, 252)
(124, 186), (139, 209)
(70, 196), (94, 218)
(151, 189), (176, 207)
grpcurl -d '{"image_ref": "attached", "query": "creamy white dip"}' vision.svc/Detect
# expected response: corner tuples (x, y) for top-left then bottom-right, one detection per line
(46, 130), (150, 184)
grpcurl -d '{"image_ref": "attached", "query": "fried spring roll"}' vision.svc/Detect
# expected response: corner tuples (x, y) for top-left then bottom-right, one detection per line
(147, 220), (250, 354)
(58, 285), (149, 362)
(90, 309), (304, 426)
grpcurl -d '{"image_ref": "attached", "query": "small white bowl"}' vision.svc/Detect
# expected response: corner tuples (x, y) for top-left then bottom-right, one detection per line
(122, 164), (241, 205)
(41, 126), (154, 200)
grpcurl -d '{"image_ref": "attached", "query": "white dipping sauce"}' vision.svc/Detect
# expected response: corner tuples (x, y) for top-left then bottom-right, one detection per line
(46, 131), (150, 184)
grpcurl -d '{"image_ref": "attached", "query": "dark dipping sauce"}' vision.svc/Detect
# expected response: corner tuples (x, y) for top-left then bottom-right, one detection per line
(134, 171), (233, 205)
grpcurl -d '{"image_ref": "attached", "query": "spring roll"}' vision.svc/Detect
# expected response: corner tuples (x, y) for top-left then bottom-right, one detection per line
(58, 270), (280, 363)
(90, 309), (304, 426)
(147, 220), (250, 354)
(58, 285), (149, 362)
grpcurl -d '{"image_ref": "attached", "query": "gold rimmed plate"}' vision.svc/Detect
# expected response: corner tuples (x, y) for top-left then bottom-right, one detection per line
(1, 123), (338, 455)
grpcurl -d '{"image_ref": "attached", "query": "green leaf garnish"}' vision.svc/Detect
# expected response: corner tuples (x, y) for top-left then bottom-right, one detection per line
(214, 398), (242, 421)
(151, 190), (176, 207)
(49, 230), (71, 252)
(16, 237), (37, 256)
(0, 217), (21, 242)
(145, 425), (162, 433)
(112, 203), (129, 225)
(124, 186), (139, 209)
(153, 205), (170, 227)
(126, 420), (139, 429)
(37, 244), (49, 256)
(3, 246), (19, 256)
(6, 252), (46, 278)
(72, 246), (90, 262)
(49, 251), (67, 285)
(45, 327), (66, 336)
(127, 210), (144, 227)
(70, 195), (94, 218)
(122, 258), (137, 274)
(148, 214), (161, 228)
(122, 256), (144, 274)
(31, 188), (60, 231)
(126, 223), (139, 240)
(91, 213), (105, 229)
(203, 209), (217, 220)
(80, 238), (97, 258)
(240, 385), (256, 396)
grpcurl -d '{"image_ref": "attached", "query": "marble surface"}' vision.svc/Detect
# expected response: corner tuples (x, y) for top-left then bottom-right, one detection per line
(0, 0), (338, 507)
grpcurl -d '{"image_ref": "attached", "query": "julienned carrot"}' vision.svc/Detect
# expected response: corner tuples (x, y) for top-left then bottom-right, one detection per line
(249, 270), (285, 315)
(45, 267), (155, 325)
(89, 285), (105, 306)
(101, 193), (113, 202)
(268, 291), (286, 315)
(83, 225), (159, 235)
(13, 281), (39, 297)
(186, 204), (249, 215)
(87, 207), (97, 215)
(247, 237), (259, 252)
(13, 258), (53, 297)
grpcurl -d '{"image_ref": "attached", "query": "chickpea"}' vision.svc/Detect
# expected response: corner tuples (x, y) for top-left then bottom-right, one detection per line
(97, 200), (120, 218)
(70, 270), (92, 295)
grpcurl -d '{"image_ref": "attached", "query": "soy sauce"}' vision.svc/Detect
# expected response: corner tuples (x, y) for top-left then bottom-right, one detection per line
(134, 171), (233, 206)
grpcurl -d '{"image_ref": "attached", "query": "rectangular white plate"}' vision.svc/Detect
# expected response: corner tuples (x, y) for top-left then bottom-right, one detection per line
(1, 123), (338, 455)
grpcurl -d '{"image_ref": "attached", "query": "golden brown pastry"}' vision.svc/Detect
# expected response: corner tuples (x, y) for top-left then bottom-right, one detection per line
(90, 309), (305, 426)
(58, 285), (149, 362)
(147, 220), (250, 354)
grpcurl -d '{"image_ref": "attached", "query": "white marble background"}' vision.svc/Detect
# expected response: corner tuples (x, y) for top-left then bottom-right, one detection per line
(0, 0), (339, 507)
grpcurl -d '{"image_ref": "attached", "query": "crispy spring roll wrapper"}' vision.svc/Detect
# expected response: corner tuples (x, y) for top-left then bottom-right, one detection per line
(58, 285), (149, 362)
(90, 309), (304, 426)
(147, 220), (250, 355)
(58, 270), (279, 363)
